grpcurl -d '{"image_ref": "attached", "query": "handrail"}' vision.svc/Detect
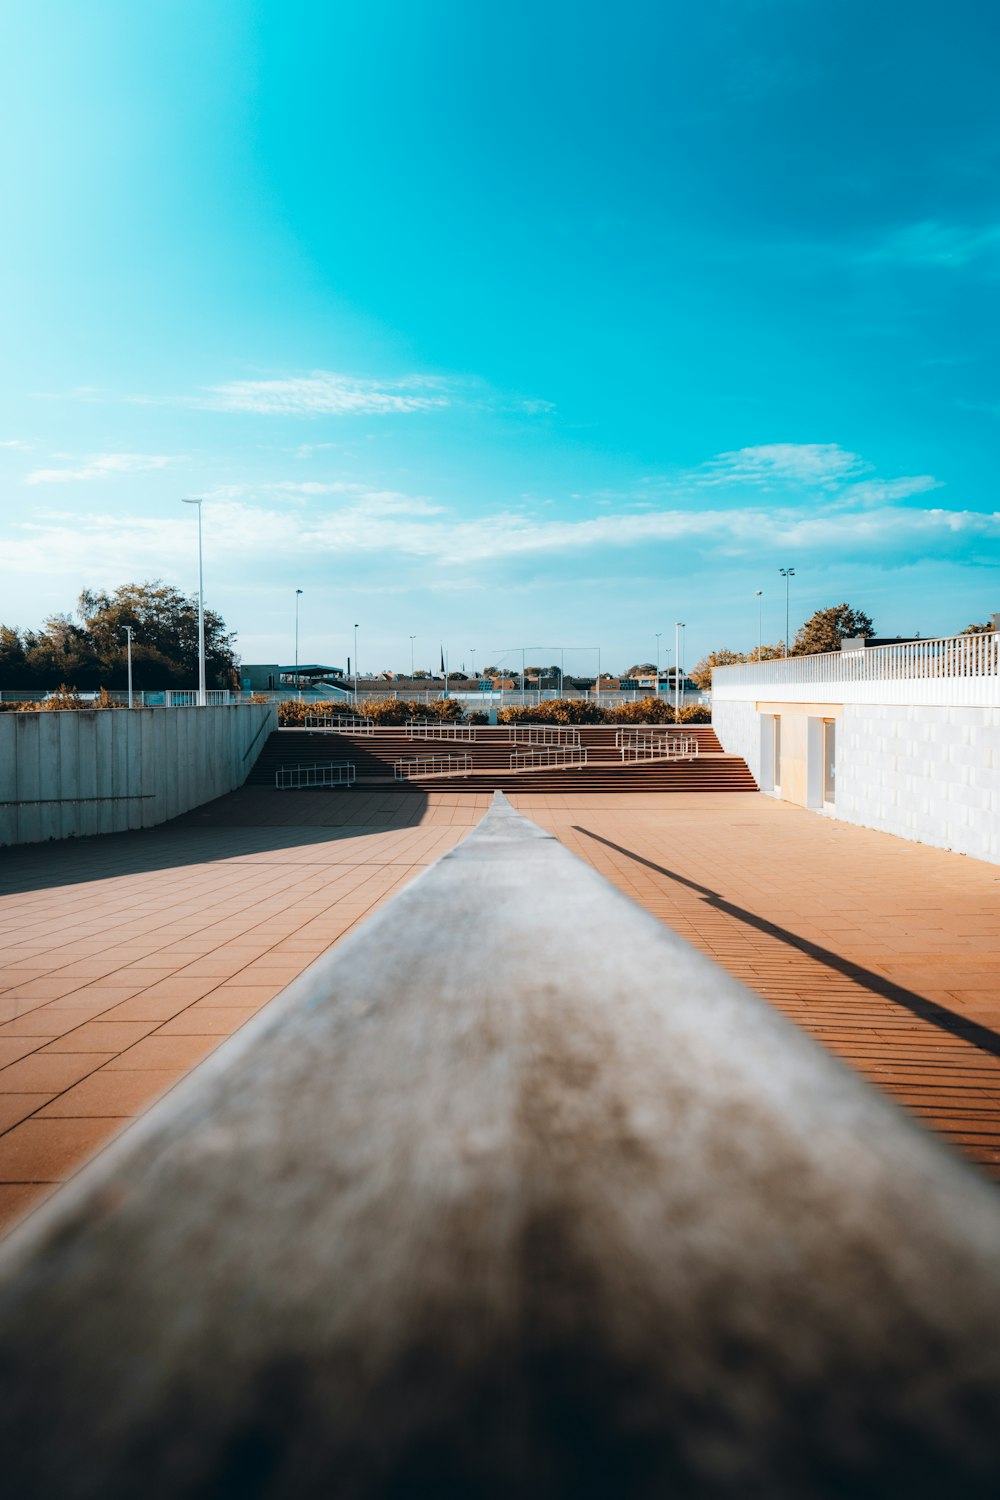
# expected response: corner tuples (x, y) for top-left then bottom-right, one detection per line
(394, 752), (472, 779)
(714, 630), (1000, 689)
(509, 745), (588, 770)
(3, 792), (1000, 1493)
(508, 724), (582, 746)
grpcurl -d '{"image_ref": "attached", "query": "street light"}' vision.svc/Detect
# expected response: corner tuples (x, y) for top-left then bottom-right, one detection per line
(409, 635), (416, 680)
(294, 589), (304, 699)
(779, 568), (795, 657)
(354, 623), (359, 704)
(755, 591), (763, 659)
(470, 647), (476, 681)
(123, 626), (134, 709)
(181, 498), (206, 705)
(674, 622), (685, 718)
(655, 632), (662, 700)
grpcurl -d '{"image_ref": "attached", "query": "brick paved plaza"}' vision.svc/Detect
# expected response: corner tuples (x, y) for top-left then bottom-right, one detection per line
(2, 786), (999, 1234)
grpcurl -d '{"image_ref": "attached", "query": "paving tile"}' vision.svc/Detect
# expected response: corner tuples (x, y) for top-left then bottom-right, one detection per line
(41, 1020), (160, 1053)
(0, 1053), (115, 1094)
(0, 1094), (54, 1134)
(0, 1117), (127, 1182)
(103, 1035), (224, 1071)
(36, 1070), (178, 1118)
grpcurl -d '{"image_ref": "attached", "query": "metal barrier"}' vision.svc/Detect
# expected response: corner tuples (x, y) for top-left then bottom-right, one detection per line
(275, 762), (356, 789)
(509, 745), (588, 771)
(394, 753), (473, 779)
(404, 720), (477, 741)
(5, 792), (1000, 1495)
(303, 714), (375, 735)
(616, 729), (699, 762)
(508, 724), (582, 746)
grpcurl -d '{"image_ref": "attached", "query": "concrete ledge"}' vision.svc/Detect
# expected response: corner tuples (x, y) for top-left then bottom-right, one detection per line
(2, 792), (1000, 1495)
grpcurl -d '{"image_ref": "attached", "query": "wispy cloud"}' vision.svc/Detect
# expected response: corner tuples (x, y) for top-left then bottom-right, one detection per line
(0, 439), (30, 450)
(24, 453), (177, 485)
(698, 443), (865, 488)
(859, 220), (1000, 272)
(191, 371), (449, 417)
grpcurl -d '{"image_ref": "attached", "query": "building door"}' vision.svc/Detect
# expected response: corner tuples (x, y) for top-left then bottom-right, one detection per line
(823, 719), (836, 804)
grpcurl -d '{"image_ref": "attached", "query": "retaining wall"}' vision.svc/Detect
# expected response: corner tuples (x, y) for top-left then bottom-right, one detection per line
(0, 703), (275, 847)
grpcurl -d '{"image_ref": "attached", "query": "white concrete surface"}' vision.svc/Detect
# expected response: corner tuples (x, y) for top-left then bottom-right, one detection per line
(0, 703), (275, 847)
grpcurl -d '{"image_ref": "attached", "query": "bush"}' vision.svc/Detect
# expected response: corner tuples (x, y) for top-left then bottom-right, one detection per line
(466, 711), (489, 725)
(358, 697), (467, 726)
(497, 700), (610, 726)
(678, 704), (712, 723)
(277, 700), (359, 727)
(608, 696), (676, 724)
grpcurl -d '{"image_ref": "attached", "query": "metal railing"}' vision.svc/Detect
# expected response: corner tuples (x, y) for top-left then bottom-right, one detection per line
(616, 729), (699, 762)
(394, 753), (473, 780)
(303, 714), (375, 735)
(509, 745), (588, 772)
(404, 720), (478, 741)
(275, 762), (356, 789)
(508, 724), (582, 746)
(713, 631), (1000, 706)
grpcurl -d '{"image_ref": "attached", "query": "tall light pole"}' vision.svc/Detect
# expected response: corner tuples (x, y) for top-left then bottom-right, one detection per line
(470, 647), (476, 681)
(123, 626), (134, 709)
(294, 590), (303, 699)
(409, 635), (416, 680)
(655, 632), (662, 699)
(181, 498), (206, 705)
(354, 624), (359, 704)
(755, 591), (763, 659)
(674, 621), (685, 718)
(779, 568), (795, 657)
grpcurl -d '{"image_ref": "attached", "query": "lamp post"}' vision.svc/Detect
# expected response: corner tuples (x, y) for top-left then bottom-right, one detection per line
(779, 568), (795, 657)
(354, 624), (359, 704)
(674, 622), (685, 718)
(294, 589), (303, 699)
(123, 626), (134, 709)
(181, 498), (206, 705)
(655, 632), (662, 700)
(755, 591), (763, 659)
(409, 635), (416, 680)
(470, 647), (476, 682)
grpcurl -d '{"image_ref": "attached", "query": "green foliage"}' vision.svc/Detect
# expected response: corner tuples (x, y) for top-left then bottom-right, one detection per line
(0, 581), (238, 690)
(792, 603), (874, 656)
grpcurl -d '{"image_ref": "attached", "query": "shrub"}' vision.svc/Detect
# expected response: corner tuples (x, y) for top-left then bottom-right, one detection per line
(608, 696), (676, 724)
(678, 704), (712, 723)
(466, 710), (489, 725)
(358, 697), (467, 726)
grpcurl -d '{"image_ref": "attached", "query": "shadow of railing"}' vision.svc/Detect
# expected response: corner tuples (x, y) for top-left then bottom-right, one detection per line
(2, 792), (1000, 1496)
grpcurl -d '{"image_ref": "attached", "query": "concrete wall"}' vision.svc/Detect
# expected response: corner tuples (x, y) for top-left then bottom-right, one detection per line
(837, 703), (1000, 865)
(712, 696), (1000, 865)
(0, 703), (275, 847)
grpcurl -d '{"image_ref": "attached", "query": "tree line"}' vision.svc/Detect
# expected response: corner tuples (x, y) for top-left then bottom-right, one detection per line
(0, 582), (239, 690)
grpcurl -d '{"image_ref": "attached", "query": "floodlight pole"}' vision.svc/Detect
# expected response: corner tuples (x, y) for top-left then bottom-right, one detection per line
(123, 626), (134, 709)
(674, 622), (685, 718)
(779, 568), (795, 657)
(409, 636), (415, 680)
(181, 498), (206, 705)
(755, 590), (763, 658)
(354, 624), (359, 705)
(655, 632), (662, 700)
(294, 590), (304, 700)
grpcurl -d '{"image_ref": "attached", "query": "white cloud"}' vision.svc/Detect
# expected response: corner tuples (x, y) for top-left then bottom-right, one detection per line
(24, 453), (176, 485)
(699, 443), (865, 487)
(860, 220), (1000, 272)
(193, 371), (450, 417)
(840, 475), (941, 506)
(4, 495), (995, 583)
(0, 439), (29, 450)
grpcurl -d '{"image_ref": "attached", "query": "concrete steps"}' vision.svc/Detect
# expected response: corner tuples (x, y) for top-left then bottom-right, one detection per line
(246, 724), (758, 794)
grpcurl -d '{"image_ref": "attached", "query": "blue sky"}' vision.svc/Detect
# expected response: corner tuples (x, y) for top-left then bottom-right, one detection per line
(1, 0), (998, 675)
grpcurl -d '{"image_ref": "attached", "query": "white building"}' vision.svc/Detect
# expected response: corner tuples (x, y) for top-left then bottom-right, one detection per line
(711, 630), (1000, 865)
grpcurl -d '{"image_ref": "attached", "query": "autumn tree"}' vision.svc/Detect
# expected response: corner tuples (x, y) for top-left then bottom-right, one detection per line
(792, 604), (874, 656)
(688, 648), (747, 691)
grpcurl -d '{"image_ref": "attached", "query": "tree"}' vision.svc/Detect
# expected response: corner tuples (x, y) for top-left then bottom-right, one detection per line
(78, 582), (238, 688)
(626, 663), (658, 676)
(961, 619), (997, 635)
(0, 582), (239, 690)
(688, 648), (746, 691)
(792, 603), (874, 657)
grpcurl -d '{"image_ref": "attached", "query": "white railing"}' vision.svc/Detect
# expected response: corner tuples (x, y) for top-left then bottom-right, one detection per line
(509, 746), (588, 772)
(394, 753), (473, 780)
(713, 632), (1000, 707)
(303, 714), (375, 735)
(275, 762), (356, 789)
(404, 720), (477, 741)
(617, 731), (699, 762)
(508, 725), (582, 746)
